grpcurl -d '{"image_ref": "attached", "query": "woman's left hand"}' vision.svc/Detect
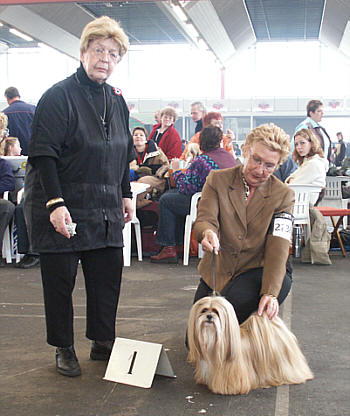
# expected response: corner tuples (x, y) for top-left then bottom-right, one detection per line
(123, 198), (133, 223)
(226, 129), (235, 143)
(258, 294), (279, 320)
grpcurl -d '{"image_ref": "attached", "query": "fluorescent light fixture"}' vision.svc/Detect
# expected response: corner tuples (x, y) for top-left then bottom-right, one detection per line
(171, 4), (188, 22)
(186, 22), (199, 39)
(9, 28), (33, 42)
(339, 20), (350, 58)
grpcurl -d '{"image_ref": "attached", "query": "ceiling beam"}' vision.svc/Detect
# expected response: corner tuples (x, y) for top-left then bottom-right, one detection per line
(0, 4), (81, 59)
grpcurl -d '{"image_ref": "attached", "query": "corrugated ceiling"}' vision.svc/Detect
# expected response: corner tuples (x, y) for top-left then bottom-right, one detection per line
(245, 0), (325, 41)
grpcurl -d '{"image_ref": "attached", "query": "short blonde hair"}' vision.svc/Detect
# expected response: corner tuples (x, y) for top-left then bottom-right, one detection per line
(242, 123), (291, 166)
(0, 112), (8, 131)
(293, 128), (324, 164)
(80, 16), (129, 58)
(160, 106), (178, 122)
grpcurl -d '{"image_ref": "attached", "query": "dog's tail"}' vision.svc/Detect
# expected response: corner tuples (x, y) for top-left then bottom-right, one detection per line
(241, 313), (314, 387)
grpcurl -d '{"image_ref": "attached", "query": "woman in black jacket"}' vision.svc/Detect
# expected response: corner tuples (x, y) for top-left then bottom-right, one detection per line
(24, 16), (133, 377)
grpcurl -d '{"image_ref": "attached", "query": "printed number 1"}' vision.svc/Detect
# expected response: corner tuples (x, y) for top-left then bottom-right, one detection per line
(128, 351), (137, 374)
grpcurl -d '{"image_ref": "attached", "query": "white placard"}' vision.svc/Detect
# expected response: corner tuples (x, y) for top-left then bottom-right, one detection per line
(103, 337), (176, 388)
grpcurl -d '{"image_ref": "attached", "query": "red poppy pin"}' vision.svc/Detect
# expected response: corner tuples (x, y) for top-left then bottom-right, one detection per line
(113, 87), (122, 96)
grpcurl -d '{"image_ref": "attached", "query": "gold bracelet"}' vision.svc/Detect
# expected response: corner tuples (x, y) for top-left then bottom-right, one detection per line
(265, 294), (277, 300)
(46, 197), (64, 209)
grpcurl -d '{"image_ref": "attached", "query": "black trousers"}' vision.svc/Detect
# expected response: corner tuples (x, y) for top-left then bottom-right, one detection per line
(193, 260), (293, 324)
(40, 247), (123, 347)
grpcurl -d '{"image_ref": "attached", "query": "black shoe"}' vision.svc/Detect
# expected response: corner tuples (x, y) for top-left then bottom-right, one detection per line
(90, 340), (114, 361)
(56, 346), (81, 377)
(15, 254), (40, 269)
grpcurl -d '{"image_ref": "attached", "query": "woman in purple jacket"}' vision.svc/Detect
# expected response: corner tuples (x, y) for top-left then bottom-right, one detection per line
(151, 126), (238, 263)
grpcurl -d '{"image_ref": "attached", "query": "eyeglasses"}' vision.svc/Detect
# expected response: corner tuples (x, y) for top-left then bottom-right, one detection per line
(90, 46), (121, 63)
(249, 154), (277, 173)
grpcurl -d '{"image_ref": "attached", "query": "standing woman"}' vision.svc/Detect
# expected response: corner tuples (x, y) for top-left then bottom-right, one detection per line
(286, 128), (328, 204)
(24, 16), (133, 377)
(148, 106), (182, 160)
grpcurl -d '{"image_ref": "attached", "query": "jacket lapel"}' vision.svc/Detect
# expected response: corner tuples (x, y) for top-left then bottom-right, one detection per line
(228, 167), (247, 230)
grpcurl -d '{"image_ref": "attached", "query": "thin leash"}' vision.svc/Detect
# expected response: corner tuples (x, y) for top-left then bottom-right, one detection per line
(212, 251), (219, 296)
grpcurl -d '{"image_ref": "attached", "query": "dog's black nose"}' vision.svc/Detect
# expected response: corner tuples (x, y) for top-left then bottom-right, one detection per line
(206, 314), (213, 322)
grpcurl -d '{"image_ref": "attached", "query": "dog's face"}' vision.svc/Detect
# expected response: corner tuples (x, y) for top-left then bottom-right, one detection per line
(188, 296), (241, 364)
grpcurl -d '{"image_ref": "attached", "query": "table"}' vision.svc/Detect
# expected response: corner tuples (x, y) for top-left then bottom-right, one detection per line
(316, 206), (350, 257)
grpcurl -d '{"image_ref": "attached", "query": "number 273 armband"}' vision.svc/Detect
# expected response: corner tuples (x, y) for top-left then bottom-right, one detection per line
(268, 212), (294, 241)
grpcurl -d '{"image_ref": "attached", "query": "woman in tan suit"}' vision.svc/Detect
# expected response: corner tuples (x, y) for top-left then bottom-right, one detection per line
(193, 123), (294, 324)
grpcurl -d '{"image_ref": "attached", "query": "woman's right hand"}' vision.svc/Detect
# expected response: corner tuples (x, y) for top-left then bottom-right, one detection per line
(201, 229), (220, 254)
(50, 206), (72, 239)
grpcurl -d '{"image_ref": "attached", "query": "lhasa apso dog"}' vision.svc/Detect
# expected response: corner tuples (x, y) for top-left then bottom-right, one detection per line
(187, 296), (313, 395)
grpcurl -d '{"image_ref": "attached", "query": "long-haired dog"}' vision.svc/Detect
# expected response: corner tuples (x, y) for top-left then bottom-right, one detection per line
(187, 296), (314, 395)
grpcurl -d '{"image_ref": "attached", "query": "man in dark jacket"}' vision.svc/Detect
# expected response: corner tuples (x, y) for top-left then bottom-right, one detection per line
(335, 132), (346, 167)
(294, 99), (332, 164)
(3, 87), (36, 156)
(0, 158), (15, 266)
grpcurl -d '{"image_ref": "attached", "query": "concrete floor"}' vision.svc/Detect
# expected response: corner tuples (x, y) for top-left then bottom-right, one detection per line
(1, 253), (349, 416)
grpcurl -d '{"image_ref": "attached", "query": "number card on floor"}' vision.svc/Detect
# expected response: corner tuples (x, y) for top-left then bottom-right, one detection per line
(103, 337), (176, 388)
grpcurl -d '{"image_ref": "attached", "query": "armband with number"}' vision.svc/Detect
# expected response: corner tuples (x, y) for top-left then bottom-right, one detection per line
(267, 212), (294, 241)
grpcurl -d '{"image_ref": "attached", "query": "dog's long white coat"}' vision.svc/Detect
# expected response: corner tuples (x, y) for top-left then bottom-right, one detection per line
(187, 296), (313, 395)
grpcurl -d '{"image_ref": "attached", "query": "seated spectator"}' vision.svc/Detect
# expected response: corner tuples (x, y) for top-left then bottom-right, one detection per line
(148, 107), (182, 161)
(0, 112), (9, 149)
(286, 128), (328, 204)
(1, 138), (38, 267)
(335, 132), (346, 167)
(180, 112), (235, 160)
(130, 126), (169, 208)
(0, 157), (15, 266)
(150, 126), (238, 263)
(274, 155), (297, 182)
(1, 137), (22, 156)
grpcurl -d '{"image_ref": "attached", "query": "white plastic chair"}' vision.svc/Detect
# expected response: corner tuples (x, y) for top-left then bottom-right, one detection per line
(122, 182), (150, 267)
(288, 184), (322, 242)
(183, 192), (202, 266)
(1, 188), (24, 264)
(319, 176), (350, 228)
(1, 192), (12, 263)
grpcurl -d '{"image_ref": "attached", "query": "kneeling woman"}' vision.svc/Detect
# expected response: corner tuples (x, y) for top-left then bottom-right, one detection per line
(193, 123), (294, 324)
(151, 126), (238, 263)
